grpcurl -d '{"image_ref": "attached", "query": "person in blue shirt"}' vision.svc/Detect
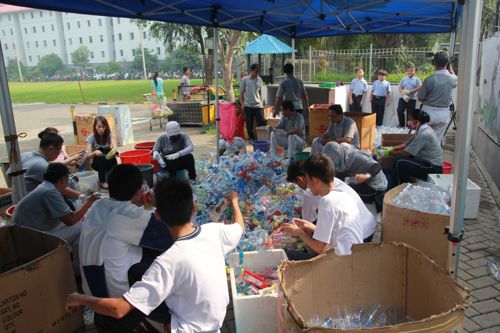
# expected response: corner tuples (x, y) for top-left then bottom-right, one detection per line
(369, 69), (392, 126)
(397, 64), (421, 128)
(151, 72), (166, 107)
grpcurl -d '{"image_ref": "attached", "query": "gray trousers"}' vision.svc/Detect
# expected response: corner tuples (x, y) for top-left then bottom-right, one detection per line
(270, 131), (307, 159)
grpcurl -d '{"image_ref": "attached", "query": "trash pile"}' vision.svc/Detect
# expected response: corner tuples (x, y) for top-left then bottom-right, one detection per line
(375, 126), (411, 148)
(307, 304), (414, 329)
(234, 265), (279, 296)
(192, 152), (303, 250)
(391, 183), (452, 215)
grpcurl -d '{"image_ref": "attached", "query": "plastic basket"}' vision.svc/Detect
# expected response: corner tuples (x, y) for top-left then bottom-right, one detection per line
(442, 161), (453, 174)
(120, 149), (152, 165)
(134, 142), (155, 151)
(252, 140), (270, 152)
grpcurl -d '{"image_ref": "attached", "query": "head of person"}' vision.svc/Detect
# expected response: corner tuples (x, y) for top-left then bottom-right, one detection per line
(286, 160), (307, 190)
(377, 69), (388, 82)
(93, 116), (111, 144)
(268, 67), (273, 74)
(281, 100), (295, 118)
(154, 177), (194, 228)
(241, 70), (248, 78)
(302, 153), (335, 196)
(43, 162), (69, 190)
(250, 64), (260, 78)
(108, 164), (143, 203)
(407, 108), (431, 131)
(328, 104), (344, 124)
(283, 63), (294, 75)
(432, 50), (450, 70)
(153, 71), (160, 86)
(38, 127), (59, 137)
(406, 63), (416, 77)
(166, 121), (182, 142)
(183, 67), (191, 76)
(38, 132), (64, 161)
(355, 67), (364, 79)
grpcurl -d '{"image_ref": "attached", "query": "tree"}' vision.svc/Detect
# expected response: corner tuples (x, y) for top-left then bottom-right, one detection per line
(71, 46), (90, 75)
(218, 30), (242, 102)
(131, 47), (158, 73)
(160, 45), (202, 73)
(6, 58), (26, 81)
(106, 61), (121, 74)
(36, 53), (64, 78)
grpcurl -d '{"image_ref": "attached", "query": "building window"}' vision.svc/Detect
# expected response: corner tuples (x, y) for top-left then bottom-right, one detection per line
(101, 51), (105, 58)
(24, 27), (27, 34)
(9, 29), (13, 35)
(157, 47), (161, 55)
(89, 36), (93, 43)
(39, 11), (43, 17)
(98, 18), (102, 26)
(117, 18), (120, 24)
(1, 30), (4, 37)
(113, 50), (116, 57)
(119, 49), (123, 57)
(53, 40), (56, 46)
(143, 31), (146, 39)
(68, 38), (72, 45)
(8, 14), (11, 21)
(112, 35), (115, 42)
(67, 22), (70, 30)
(35, 41), (39, 47)
(90, 52), (94, 59)
(51, 24), (55, 31)
(29, 56), (32, 62)
(79, 37), (83, 44)
(77, 21), (81, 29)
(87, 20), (91, 27)
(99, 35), (104, 42)
(37, 55), (40, 61)
(4, 44), (8, 50)
(32, 26), (36, 33)
(118, 33), (122, 41)
(26, 42), (30, 48)
(43, 40), (47, 47)
(129, 32), (134, 40)
(41, 26), (45, 32)
(132, 49), (135, 56)
(22, 13), (25, 19)
(30, 12), (34, 19)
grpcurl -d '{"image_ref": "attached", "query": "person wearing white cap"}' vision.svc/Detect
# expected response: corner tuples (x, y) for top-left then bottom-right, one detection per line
(153, 121), (196, 180)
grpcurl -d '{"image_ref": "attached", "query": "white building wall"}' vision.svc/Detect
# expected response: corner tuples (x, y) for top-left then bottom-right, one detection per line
(0, 7), (166, 69)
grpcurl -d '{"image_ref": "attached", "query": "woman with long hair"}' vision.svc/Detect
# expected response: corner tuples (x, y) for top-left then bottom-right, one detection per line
(86, 116), (118, 189)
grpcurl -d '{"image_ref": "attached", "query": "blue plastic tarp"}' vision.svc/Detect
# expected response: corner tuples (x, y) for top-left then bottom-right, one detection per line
(0, 0), (462, 38)
(244, 34), (294, 54)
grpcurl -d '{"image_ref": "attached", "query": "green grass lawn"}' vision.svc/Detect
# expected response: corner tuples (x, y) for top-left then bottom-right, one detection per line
(8, 79), (205, 104)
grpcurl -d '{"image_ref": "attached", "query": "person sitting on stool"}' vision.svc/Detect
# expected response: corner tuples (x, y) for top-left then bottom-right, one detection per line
(270, 100), (307, 159)
(389, 109), (443, 185)
(153, 121), (196, 180)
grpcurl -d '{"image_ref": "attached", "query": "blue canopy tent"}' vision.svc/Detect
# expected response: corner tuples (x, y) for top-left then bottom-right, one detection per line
(0, 0), (481, 278)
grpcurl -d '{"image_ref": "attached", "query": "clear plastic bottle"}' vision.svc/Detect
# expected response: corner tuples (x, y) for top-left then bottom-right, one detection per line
(487, 259), (500, 281)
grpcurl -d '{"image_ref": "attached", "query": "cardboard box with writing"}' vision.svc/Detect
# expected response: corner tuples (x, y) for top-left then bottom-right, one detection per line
(379, 133), (413, 169)
(344, 112), (376, 151)
(278, 243), (468, 333)
(0, 226), (82, 333)
(75, 114), (116, 145)
(308, 104), (331, 142)
(382, 184), (451, 270)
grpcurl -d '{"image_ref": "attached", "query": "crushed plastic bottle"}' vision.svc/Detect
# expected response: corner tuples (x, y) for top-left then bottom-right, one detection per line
(391, 183), (451, 215)
(487, 259), (500, 282)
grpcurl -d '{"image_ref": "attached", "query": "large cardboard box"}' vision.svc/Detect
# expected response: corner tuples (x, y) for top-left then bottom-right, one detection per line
(379, 133), (413, 169)
(382, 184), (451, 270)
(227, 249), (287, 333)
(75, 114), (116, 145)
(278, 243), (468, 333)
(308, 104), (331, 141)
(0, 226), (83, 332)
(344, 112), (376, 151)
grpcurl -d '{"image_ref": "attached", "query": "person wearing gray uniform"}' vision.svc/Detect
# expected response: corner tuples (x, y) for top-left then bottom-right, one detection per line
(273, 63), (310, 116)
(270, 101), (307, 159)
(322, 142), (387, 212)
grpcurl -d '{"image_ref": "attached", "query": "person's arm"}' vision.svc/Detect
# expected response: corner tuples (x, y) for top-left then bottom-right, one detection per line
(399, 81), (404, 95)
(360, 91), (366, 106)
(86, 142), (102, 158)
(417, 79), (428, 102)
(337, 119), (356, 144)
(369, 90), (373, 103)
(302, 86), (310, 113)
(337, 137), (353, 144)
(227, 190), (244, 231)
(61, 186), (82, 199)
(66, 293), (134, 319)
(386, 85), (392, 106)
(410, 79), (421, 94)
(280, 221), (328, 254)
(273, 96), (283, 117)
(177, 135), (194, 156)
(59, 194), (99, 226)
(348, 88), (353, 105)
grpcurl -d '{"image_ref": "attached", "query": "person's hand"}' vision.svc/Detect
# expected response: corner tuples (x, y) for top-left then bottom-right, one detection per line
(86, 193), (100, 205)
(349, 97), (353, 105)
(292, 218), (315, 234)
(93, 150), (103, 157)
(304, 106), (310, 113)
(226, 190), (238, 203)
(401, 89), (410, 96)
(385, 99), (391, 107)
(166, 153), (180, 160)
(279, 221), (302, 237)
(320, 134), (330, 145)
(355, 173), (371, 183)
(65, 292), (83, 312)
(288, 129), (301, 136)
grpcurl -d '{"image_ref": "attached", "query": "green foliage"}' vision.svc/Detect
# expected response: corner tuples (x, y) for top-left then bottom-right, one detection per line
(36, 53), (64, 77)
(6, 59), (27, 81)
(71, 46), (90, 69)
(131, 48), (158, 72)
(96, 61), (122, 74)
(313, 70), (434, 84)
(160, 45), (202, 73)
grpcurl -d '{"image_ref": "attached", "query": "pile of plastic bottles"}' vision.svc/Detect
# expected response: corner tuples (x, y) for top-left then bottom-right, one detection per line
(375, 126), (411, 148)
(192, 152), (303, 240)
(391, 183), (452, 215)
(234, 265), (279, 296)
(307, 305), (414, 329)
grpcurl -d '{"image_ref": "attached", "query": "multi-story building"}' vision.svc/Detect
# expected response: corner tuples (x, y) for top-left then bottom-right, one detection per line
(0, 4), (167, 68)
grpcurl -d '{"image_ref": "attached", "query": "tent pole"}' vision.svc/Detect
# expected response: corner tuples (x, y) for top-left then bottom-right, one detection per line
(368, 43), (373, 80)
(0, 39), (26, 202)
(309, 45), (312, 82)
(447, 0), (482, 279)
(291, 38), (295, 69)
(214, 27), (220, 163)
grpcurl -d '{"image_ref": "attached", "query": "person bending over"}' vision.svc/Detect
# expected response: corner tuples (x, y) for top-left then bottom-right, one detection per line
(270, 100), (307, 159)
(66, 178), (244, 333)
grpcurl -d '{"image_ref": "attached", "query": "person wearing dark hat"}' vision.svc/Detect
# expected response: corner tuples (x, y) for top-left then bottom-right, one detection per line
(153, 121), (196, 180)
(240, 63), (266, 142)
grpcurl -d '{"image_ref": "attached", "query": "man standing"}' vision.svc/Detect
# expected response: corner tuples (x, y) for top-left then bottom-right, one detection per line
(418, 51), (457, 142)
(240, 64), (266, 142)
(270, 101), (307, 159)
(397, 64), (421, 128)
(273, 63), (310, 116)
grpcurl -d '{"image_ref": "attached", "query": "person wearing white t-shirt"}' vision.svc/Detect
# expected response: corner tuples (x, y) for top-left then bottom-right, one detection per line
(280, 153), (375, 260)
(66, 178), (244, 333)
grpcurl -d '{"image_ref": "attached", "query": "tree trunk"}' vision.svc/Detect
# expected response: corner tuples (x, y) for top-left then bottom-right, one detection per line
(194, 27), (213, 85)
(220, 30), (241, 102)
